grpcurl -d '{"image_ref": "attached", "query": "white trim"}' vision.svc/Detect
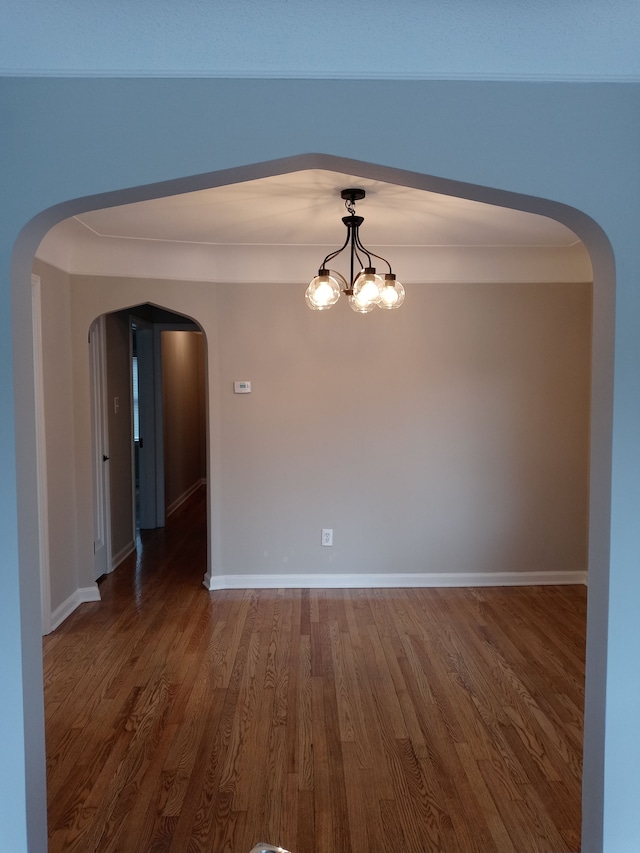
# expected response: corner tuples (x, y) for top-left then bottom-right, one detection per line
(34, 237), (591, 286)
(90, 317), (113, 578)
(166, 478), (207, 518)
(111, 540), (136, 572)
(204, 570), (587, 591)
(49, 585), (101, 632)
(33, 258), (593, 288)
(32, 274), (52, 635)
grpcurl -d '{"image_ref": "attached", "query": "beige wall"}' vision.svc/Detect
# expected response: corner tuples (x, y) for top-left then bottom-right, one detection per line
(215, 280), (591, 577)
(33, 259), (80, 610)
(33, 263), (592, 608)
(162, 330), (207, 512)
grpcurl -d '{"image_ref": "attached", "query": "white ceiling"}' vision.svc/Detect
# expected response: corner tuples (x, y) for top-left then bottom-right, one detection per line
(73, 169), (579, 249)
(37, 168), (591, 285)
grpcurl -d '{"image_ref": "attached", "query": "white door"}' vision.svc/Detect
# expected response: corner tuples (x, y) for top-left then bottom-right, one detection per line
(89, 317), (112, 579)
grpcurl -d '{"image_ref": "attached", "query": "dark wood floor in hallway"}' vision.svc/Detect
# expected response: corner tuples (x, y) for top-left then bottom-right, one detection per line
(43, 486), (585, 853)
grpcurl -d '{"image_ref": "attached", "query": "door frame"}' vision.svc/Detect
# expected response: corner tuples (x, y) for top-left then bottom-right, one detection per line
(131, 314), (203, 530)
(89, 316), (113, 580)
(31, 273), (52, 634)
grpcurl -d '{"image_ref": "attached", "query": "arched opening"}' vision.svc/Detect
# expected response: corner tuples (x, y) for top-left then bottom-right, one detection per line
(14, 153), (615, 851)
(92, 303), (208, 571)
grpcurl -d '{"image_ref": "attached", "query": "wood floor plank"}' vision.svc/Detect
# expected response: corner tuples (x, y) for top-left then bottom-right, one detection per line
(296, 634), (314, 792)
(341, 741), (370, 853)
(44, 486), (585, 853)
(455, 741), (518, 852)
(295, 788), (315, 853)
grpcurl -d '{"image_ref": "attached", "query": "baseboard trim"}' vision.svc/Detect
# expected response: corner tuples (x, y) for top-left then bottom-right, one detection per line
(204, 570), (587, 592)
(167, 478), (207, 518)
(49, 584), (101, 633)
(111, 541), (136, 572)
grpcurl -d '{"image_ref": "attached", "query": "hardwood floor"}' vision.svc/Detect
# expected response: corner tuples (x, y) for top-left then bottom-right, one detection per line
(44, 487), (585, 853)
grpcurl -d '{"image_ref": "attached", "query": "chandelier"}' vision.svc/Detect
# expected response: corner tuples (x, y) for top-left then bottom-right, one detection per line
(305, 188), (405, 313)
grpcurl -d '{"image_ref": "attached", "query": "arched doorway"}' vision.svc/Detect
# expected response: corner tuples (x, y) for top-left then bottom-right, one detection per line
(90, 303), (207, 578)
(20, 153), (614, 851)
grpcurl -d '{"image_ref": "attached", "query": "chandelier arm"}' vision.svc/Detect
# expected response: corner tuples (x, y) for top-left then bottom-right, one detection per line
(353, 231), (373, 269)
(320, 230), (351, 270)
(364, 248), (393, 274)
(354, 232), (392, 274)
(354, 246), (367, 273)
(349, 220), (358, 289)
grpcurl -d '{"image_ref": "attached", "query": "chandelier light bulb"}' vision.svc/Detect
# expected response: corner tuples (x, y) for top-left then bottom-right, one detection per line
(312, 280), (336, 306)
(378, 274), (406, 310)
(353, 268), (383, 307)
(305, 270), (342, 310)
(348, 290), (377, 313)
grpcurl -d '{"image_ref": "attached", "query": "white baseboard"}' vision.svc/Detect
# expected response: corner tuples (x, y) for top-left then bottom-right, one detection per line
(203, 570), (587, 592)
(167, 478), (206, 518)
(111, 540), (136, 572)
(49, 584), (101, 633)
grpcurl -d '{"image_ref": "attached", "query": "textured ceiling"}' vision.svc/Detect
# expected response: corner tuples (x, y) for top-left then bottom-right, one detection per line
(73, 169), (579, 250)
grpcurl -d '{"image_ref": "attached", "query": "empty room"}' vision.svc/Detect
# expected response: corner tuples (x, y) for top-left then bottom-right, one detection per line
(38, 167), (590, 852)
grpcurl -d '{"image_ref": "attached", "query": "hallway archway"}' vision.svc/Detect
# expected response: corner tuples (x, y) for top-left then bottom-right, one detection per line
(16, 152), (614, 850)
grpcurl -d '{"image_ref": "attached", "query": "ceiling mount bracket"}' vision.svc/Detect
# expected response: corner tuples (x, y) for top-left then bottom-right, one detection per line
(340, 188), (366, 203)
